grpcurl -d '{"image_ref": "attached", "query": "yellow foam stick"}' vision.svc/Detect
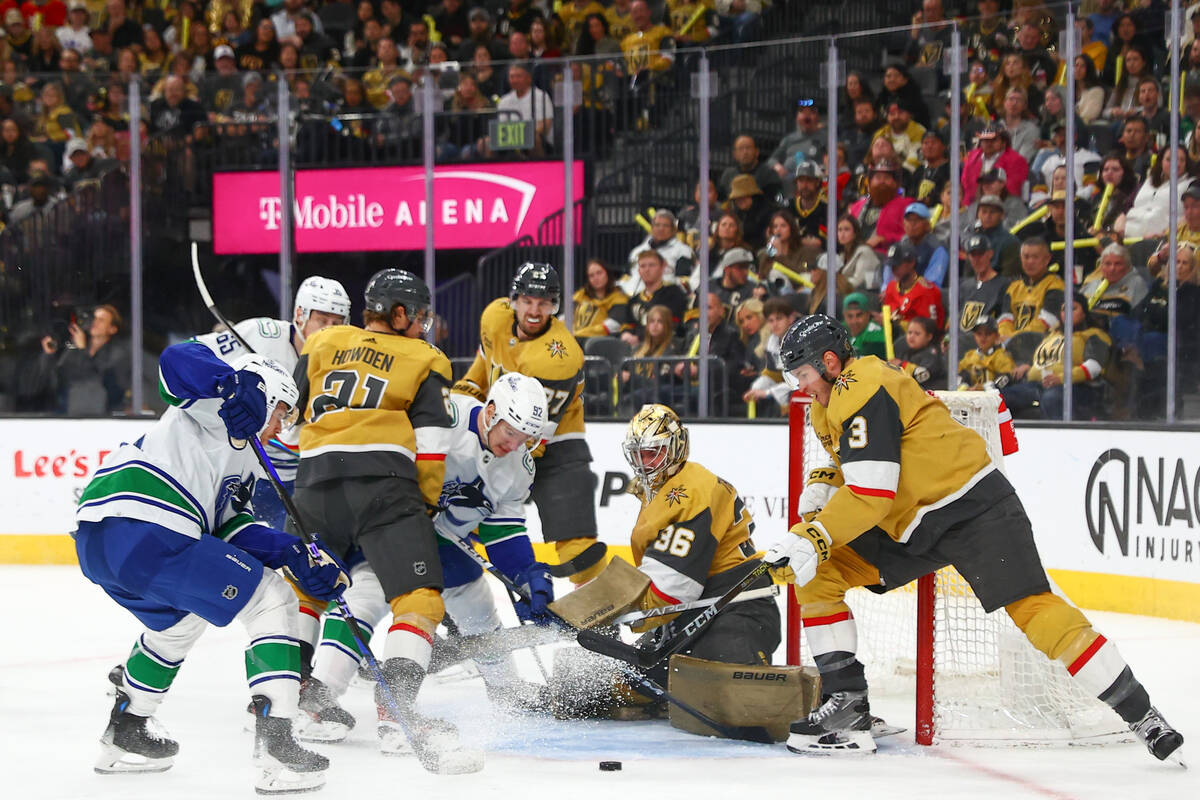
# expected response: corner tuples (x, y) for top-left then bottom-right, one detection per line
(1093, 182), (1114, 230)
(929, 203), (943, 226)
(1010, 204), (1049, 234)
(772, 261), (815, 288)
(882, 305), (895, 360)
(1087, 278), (1109, 309)
(635, 213), (652, 233)
(679, 6), (707, 36)
(1050, 236), (1142, 250)
(1114, 54), (1123, 89)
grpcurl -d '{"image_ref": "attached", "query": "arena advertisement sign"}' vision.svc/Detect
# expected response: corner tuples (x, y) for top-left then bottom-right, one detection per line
(211, 162), (585, 254)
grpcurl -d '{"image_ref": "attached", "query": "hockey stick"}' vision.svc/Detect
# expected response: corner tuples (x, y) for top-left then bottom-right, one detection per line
(546, 540), (607, 579)
(191, 246), (414, 736)
(612, 584), (779, 626)
(576, 560), (773, 671)
(447, 536), (771, 743)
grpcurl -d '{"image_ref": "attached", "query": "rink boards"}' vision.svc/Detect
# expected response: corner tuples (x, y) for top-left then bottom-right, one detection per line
(1, 418), (1198, 622)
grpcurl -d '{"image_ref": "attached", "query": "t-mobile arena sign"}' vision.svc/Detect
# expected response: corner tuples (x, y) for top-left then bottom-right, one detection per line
(211, 162), (584, 254)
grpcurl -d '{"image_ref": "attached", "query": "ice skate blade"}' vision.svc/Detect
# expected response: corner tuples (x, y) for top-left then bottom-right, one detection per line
(871, 717), (906, 738)
(1167, 747), (1187, 769)
(94, 742), (174, 774)
(254, 765), (326, 795)
(295, 716), (350, 744)
(786, 729), (877, 756)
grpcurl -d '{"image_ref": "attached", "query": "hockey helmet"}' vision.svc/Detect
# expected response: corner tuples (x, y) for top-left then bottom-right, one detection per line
(509, 262), (561, 314)
(484, 372), (549, 444)
(622, 403), (689, 499)
(294, 275), (351, 331)
(230, 352), (300, 433)
(364, 269), (432, 333)
(779, 314), (854, 388)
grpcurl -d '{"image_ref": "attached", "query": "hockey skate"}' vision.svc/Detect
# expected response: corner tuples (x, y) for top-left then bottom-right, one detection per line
(296, 677), (356, 743)
(786, 690), (877, 755)
(375, 658), (484, 774)
(251, 695), (328, 795)
(95, 690), (179, 774)
(1130, 706), (1186, 766)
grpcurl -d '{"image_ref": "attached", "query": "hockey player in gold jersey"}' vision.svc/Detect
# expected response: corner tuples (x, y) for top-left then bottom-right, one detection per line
(764, 314), (1183, 763)
(291, 269), (481, 773)
(454, 263), (604, 584)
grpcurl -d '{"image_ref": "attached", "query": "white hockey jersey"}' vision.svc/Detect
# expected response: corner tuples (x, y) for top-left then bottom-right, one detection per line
(434, 394), (535, 546)
(194, 318), (302, 482)
(76, 345), (265, 543)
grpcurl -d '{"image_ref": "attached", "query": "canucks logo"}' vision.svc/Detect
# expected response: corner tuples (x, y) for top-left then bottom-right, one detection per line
(546, 339), (567, 359)
(664, 486), (688, 507)
(216, 475), (255, 516)
(439, 477), (493, 526)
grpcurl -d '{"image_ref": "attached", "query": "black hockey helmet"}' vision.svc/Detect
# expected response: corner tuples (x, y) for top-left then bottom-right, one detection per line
(509, 262), (561, 314)
(779, 314), (854, 385)
(364, 268), (432, 331)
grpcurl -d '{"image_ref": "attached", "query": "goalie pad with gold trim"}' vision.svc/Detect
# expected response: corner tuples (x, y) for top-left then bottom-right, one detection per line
(666, 654), (820, 742)
(547, 556), (650, 629)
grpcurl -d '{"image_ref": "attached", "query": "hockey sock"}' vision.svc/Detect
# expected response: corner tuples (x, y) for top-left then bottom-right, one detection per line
(385, 588), (443, 671)
(313, 562), (390, 694)
(121, 615), (207, 717)
(802, 603), (867, 694)
(237, 571), (303, 717)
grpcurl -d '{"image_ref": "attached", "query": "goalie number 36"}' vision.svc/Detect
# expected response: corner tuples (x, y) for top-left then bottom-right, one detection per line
(651, 524), (694, 557)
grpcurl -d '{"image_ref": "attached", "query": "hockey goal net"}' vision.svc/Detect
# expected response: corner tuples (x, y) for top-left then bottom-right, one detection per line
(785, 390), (1125, 745)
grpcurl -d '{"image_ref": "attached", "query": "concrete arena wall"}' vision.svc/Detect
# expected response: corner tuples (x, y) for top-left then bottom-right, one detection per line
(2, 419), (1198, 622)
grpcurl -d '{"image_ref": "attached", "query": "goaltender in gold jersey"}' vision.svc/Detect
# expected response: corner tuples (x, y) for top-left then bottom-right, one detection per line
(454, 263), (603, 583)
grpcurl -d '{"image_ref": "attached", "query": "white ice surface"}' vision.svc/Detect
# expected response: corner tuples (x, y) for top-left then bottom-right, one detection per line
(3, 565), (1197, 800)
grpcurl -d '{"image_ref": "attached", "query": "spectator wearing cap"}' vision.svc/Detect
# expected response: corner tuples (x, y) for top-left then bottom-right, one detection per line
(625, 208), (695, 285)
(881, 240), (945, 332)
(149, 74), (206, 137)
(964, 167), (1028, 232)
(999, 87), (1039, 165)
(229, 71), (273, 123)
(57, 0), (92, 54)
(872, 98), (926, 173)
(725, 173), (777, 251)
(62, 137), (115, 189)
(1123, 143), (1195, 240)
(998, 236), (1064, 341)
(842, 291), (889, 358)
(3, 8), (32, 63)
(789, 161), (827, 250)
(102, 0), (143, 51)
(966, 193), (1022, 276)
(200, 45), (242, 120)
(456, 7), (495, 61)
(910, 128), (950, 206)
(571, 257), (629, 339)
(8, 171), (57, 226)
(957, 315), (1015, 390)
(712, 247), (759, 316)
(959, 233), (1012, 341)
(877, 62), (930, 128)
(719, 133), (783, 204)
(849, 158), (910, 255)
(768, 100), (827, 187)
(961, 123), (1029, 202)
(894, 201), (949, 286)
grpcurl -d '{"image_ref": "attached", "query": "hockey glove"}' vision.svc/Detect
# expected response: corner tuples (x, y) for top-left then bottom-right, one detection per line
(796, 466), (843, 518)
(763, 523), (832, 588)
(280, 535), (351, 601)
(513, 562), (555, 624)
(216, 369), (267, 442)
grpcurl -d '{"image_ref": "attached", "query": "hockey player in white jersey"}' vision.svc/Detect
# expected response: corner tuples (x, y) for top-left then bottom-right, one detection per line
(75, 342), (350, 794)
(297, 372), (556, 749)
(194, 276), (351, 528)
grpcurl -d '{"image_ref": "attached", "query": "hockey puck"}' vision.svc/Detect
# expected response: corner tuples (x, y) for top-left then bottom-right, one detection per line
(598, 761), (622, 771)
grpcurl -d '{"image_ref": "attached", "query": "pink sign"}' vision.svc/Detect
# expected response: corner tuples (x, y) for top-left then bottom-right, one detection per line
(212, 162), (585, 254)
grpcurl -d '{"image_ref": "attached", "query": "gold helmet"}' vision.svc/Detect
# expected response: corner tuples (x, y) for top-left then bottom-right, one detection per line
(622, 404), (689, 500)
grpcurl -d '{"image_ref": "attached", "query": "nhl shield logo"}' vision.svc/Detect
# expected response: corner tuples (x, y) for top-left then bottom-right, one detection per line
(222, 585), (239, 600)
(414, 561), (428, 576)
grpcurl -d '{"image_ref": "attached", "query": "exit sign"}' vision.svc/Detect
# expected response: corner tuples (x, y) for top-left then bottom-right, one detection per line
(489, 119), (536, 151)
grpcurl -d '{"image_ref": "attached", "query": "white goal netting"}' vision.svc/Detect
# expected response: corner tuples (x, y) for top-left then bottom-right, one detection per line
(791, 390), (1126, 745)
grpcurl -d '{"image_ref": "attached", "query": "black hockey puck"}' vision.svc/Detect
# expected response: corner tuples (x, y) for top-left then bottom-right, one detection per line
(599, 761), (622, 771)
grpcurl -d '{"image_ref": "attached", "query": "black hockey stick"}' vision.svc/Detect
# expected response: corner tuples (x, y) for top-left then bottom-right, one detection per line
(446, 536), (772, 744)
(191, 246), (415, 739)
(576, 560), (773, 672)
(546, 540), (608, 579)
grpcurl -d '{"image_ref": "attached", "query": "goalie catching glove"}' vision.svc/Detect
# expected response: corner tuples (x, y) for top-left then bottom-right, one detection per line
(763, 523), (832, 587)
(796, 466), (843, 519)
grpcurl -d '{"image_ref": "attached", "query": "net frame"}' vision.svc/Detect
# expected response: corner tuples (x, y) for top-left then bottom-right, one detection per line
(786, 390), (1126, 746)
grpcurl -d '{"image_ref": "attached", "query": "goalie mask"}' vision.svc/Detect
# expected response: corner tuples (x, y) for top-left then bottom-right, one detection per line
(230, 353), (300, 434)
(622, 404), (689, 500)
(293, 276), (351, 334)
(779, 314), (854, 389)
(483, 372), (549, 450)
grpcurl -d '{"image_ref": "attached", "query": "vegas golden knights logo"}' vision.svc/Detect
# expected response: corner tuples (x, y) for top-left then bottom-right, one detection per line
(1033, 331), (1065, 370)
(215, 88), (233, 112)
(960, 301), (985, 332)
(1014, 302), (1036, 332)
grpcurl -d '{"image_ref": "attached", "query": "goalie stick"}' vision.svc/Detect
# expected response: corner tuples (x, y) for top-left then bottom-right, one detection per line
(576, 559), (773, 671)
(446, 536), (772, 744)
(612, 584), (779, 626)
(191, 245), (426, 761)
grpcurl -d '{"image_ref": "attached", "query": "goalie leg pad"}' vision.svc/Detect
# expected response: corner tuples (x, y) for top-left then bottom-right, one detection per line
(547, 556), (650, 629)
(549, 648), (661, 720)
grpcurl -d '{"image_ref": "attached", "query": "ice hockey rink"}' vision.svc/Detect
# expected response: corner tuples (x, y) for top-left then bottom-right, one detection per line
(3, 564), (1196, 800)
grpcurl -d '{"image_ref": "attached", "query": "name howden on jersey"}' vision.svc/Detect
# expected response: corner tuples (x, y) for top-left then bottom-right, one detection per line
(258, 195), (516, 231)
(331, 345), (395, 371)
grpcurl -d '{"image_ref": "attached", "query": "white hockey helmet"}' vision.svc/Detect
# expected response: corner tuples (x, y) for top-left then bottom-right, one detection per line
(231, 353), (300, 433)
(294, 276), (351, 331)
(484, 372), (549, 441)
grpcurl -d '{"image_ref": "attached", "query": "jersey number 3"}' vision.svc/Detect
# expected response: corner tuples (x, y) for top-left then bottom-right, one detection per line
(311, 370), (388, 421)
(847, 416), (868, 449)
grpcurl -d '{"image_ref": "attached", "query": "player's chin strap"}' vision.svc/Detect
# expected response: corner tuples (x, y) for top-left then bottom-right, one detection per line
(445, 535), (772, 744)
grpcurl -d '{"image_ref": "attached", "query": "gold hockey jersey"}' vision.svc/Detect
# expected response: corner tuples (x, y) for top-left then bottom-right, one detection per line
(1026, 326), (1112, 386)
(453, 298), (586, 441)
(998, 272), (1065, 339)
(957, 345), (1016, 389)
(631, 461), (758, 608)
(620, 25), (675, 73)
(295, 325), (453, 504)
(808, 356), (994, 551)
(571, 287), (628, 339)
